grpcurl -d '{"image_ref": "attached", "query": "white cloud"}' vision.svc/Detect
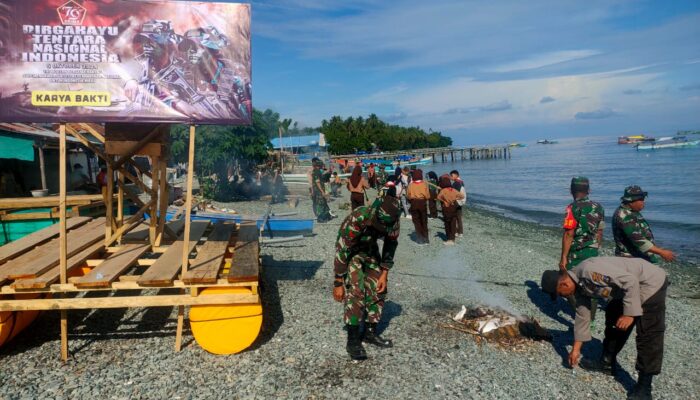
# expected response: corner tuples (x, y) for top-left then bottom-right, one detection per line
(486, 50), (602, 73)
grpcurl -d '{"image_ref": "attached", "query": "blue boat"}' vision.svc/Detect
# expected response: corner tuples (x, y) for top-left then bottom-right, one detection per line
(159, 209), (315, 233)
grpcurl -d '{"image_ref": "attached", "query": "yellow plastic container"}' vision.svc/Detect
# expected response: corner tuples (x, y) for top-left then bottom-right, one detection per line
(189, 287), (262, 355)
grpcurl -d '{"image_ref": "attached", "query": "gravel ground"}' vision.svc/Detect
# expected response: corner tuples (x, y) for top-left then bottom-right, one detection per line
(1, 188), (699, 400)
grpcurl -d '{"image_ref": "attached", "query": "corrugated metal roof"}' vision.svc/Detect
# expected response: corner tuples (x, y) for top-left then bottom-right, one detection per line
(0, 123), (81, 143)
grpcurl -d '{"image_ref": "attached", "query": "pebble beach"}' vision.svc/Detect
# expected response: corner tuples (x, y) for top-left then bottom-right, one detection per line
(1, 189), (699, 400)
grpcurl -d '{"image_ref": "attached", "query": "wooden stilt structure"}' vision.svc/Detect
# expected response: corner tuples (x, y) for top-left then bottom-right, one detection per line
(0, 122), (262, 358)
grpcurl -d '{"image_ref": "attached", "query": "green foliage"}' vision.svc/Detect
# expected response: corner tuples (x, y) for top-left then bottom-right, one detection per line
(320, 114), (452, 154)
(170, 108), (274, 199)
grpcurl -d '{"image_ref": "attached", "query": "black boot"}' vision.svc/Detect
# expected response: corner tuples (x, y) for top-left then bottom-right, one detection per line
(346, 325), (367, 361)
(580, 353), (617, 375)
(363, 323), (393, 348)
(628, 373), (653, 400)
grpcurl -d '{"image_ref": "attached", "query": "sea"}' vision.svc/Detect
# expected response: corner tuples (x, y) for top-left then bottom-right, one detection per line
(431, 135), (700, 265)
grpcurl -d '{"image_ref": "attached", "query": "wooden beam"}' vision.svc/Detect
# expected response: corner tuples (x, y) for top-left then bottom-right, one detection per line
(156, 159), (169, 246)
(113, 126), (165, 170)
(104, 199), (154, 247)
(0, 293), (259, 311)
(149, 156), (160, 247)
(0, 194), (107, 210)
(182, 125), (197, 275)
(177, 124), (196, 352)
(75, 123), (105, 143)
(38, 144), (47, 190)
(59, 123), (69, 362)
(105, 156), (114, 245)
(65, 127), (155, 197)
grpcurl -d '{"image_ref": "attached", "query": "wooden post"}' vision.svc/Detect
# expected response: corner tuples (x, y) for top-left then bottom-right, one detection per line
(156, 158), (168, 246)
(117, 171), (124, 229)
(176, 124), (196, 352)
(149, 156), (160, 247)
(59, 123), (69, 362)
(105, 158), (114, 245)
(38, 142), (47, 190)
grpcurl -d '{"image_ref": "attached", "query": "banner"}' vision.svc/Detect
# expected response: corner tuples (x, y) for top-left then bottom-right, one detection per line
(0, 0), (252, 124)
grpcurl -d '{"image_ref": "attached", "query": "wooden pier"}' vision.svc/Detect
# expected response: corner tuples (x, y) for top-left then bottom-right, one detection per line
(332, 145), (512, 164)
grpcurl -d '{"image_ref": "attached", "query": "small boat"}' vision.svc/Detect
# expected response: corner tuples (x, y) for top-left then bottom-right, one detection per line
(536, 139), (558, 144)
(618, 135), (654, 144)
(509, 143), (527, 148)
(636, 136), (700, 150)
(164, 208), (314, 233)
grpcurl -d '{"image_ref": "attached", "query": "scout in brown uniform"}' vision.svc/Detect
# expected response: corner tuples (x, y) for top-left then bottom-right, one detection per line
(407, 169), (431, 244)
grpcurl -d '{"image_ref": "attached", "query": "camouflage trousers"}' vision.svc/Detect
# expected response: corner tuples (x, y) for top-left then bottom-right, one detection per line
(566, 247), (599, 270)
(343, 253), (386, 326)
(312, 191), (331, 221)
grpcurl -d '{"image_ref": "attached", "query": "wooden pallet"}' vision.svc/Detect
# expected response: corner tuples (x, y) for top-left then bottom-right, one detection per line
(0, 219), (260, 308)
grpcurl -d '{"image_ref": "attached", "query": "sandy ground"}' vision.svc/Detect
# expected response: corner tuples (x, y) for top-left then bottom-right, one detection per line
(0, 188), (698, 399)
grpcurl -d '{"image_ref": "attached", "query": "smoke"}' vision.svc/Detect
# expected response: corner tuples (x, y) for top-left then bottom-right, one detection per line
(438, 247), (521, 317)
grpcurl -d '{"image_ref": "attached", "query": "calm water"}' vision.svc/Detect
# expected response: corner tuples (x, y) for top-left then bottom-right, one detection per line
(432, 135), (700, 264)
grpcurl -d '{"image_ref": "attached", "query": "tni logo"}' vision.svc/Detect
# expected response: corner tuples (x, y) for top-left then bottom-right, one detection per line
(57, 0), (87, 26)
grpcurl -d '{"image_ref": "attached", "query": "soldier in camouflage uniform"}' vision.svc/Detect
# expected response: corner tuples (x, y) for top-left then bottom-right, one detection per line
(613, 185), (675, 264)
(311, 159), (333, 222)
(333, 195), (400, 360)
(559, 177), (605, 271)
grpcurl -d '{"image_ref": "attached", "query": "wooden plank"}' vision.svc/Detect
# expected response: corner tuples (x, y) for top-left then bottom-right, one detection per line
(0, 293), (259, 311)
(182, 222), (235, 284)
(0, 217), (91, 265)
(0, 278), (257, 294)
(122, 219), (185, 243)
(73, 243), (150, 288)
(12, 241), (105, 289)
(137, 221), (209, 286)
(0, 218), (106, 283)
(228, 223), (260, 283)
(0, 195), (107, 210)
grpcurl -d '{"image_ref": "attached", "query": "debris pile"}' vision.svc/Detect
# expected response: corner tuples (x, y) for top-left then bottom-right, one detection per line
(440, 306), (551, 348)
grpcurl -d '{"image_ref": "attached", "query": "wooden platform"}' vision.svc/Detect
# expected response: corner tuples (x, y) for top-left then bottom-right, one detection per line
(0, 217), (260, 311)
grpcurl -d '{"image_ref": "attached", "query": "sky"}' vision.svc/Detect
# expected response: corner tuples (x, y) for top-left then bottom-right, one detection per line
(249, 0), (700, 145)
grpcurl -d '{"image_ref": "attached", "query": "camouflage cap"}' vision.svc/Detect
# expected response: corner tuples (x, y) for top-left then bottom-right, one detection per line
(571, 176), (589, 186)
(621, 185), (648, 203)
(570, 176), (590, 193)
(371, 197), (400, 232)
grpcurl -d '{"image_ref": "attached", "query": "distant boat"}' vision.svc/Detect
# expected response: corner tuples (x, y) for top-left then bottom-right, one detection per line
(636, 136), (700, 150)
(536, 139), (558, 144)
(509, 142), (527, 148)
(618, 135), (654, 144)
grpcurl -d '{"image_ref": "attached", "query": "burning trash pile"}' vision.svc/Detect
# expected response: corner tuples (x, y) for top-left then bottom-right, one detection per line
(440, 305), (552, 348)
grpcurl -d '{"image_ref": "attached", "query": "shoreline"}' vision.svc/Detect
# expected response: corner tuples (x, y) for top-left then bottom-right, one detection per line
(1, 190), (698, 399)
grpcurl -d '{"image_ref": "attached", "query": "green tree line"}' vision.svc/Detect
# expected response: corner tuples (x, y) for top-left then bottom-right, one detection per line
(320, 114), (452, 155)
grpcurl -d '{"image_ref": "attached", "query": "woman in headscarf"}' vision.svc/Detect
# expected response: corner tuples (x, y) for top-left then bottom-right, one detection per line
(346, 164), (370, 210)
(407, 169), (430, 244)
(427, 171), (439, 218)
(436, 174), (464, 245)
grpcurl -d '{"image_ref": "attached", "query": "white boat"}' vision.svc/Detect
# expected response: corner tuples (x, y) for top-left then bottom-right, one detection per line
(636, 136), (700, 150)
